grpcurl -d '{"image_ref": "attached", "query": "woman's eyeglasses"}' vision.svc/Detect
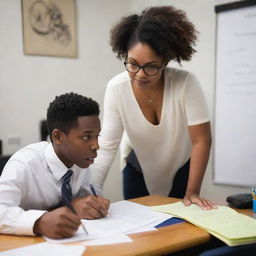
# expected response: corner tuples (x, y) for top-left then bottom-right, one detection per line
(124, 61), (163, 76)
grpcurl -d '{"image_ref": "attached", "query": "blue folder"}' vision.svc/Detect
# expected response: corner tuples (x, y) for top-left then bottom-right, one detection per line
(155, 217), (185, 228)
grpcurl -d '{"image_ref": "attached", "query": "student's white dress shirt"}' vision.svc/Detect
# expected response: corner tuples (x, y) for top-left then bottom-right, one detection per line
(0, 142), (91, 236)
(92, 67), (210, 195)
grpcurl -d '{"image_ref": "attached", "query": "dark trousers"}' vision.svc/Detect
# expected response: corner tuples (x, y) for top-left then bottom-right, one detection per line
(122, 151), (190, 200)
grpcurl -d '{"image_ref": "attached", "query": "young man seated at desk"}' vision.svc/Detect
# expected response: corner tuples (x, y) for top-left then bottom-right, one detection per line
(0, 92), (110, 239)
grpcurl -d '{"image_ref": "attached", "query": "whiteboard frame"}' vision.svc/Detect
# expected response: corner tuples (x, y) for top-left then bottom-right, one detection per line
(213, 0), (256, 186)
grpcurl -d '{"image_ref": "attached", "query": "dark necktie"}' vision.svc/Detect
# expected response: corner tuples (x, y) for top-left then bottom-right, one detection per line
(61, 169), (73, 205)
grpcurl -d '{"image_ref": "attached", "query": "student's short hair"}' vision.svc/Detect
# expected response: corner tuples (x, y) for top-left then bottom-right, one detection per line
(110, 6), (198, 64)
(47, 92), (100, 141)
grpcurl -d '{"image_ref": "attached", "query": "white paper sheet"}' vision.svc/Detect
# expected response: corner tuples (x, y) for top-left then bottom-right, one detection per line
(43, 227), (95, 244)
(44, 200), (171, 244)
(127, 226), (156, 234)
(0, 242), (85, 256)
(82, 234), (133, 246)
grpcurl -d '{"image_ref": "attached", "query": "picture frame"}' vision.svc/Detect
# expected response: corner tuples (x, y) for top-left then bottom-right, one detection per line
(21, 0), (77, 58)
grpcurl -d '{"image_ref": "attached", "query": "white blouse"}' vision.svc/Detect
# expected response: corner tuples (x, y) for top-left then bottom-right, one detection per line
(92, 67), (210, 195)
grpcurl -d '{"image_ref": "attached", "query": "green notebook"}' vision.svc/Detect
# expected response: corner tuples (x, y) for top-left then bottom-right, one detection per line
(152, 202), (256, 246)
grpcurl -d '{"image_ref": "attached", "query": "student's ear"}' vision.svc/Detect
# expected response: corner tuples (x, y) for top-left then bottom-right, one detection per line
(51, 129), (65, 144)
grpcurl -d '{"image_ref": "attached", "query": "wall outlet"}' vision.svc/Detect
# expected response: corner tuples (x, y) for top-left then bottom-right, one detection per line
(8, 136), (21, 145)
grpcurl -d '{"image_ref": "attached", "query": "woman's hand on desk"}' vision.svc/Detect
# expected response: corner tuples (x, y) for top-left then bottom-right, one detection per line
(33, 207), (80, 239)
(183, 191), (216, 210)
(72, 195), (110, 219)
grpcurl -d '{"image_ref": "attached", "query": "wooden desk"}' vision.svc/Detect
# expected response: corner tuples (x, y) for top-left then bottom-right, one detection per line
(0, 195), (253, 255)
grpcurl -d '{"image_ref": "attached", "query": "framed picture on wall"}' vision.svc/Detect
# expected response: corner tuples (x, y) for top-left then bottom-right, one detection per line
(21, 0), (77, 58)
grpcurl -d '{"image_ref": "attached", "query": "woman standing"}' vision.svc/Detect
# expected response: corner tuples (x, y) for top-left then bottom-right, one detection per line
(93, 6), (215, 209)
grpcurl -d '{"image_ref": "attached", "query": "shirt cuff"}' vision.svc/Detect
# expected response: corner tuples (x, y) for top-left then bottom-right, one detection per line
(15, 209), (46, 236)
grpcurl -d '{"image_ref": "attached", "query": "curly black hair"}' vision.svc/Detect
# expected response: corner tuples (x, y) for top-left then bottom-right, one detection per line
(110, 6), (198, 64)
(47, 92), (100, 141)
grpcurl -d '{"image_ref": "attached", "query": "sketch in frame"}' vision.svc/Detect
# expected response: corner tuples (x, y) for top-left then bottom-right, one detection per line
(22, 0), (77, 58)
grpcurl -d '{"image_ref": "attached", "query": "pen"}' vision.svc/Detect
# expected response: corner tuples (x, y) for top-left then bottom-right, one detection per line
(90, 184), (97, 197)
(90, 184), (109, 217)
(63, 197), (89, 235)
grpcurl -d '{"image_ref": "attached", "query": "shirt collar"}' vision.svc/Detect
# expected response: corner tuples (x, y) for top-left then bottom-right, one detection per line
(45, 143), (74, 181)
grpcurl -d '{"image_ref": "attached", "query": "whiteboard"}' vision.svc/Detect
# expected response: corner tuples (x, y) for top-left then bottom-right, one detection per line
(214, 1), (256, 186)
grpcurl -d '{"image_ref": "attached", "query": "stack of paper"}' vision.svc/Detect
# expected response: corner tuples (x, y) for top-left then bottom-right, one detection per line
(0, 242), (85, 256)
(45, 200), (171, 245)
(152, 202), (256, 246)
(82, 200), (172, 237)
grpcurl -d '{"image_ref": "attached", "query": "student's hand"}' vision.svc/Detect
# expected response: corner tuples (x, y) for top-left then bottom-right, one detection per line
(72, 195), (110, 219)
(33, 207), (81, 239)
(183, 191), (216, 210)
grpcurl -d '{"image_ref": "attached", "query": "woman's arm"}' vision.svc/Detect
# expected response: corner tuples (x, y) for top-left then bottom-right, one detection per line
(91, 83), (124, 193)
(183, 121), (216, 209)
